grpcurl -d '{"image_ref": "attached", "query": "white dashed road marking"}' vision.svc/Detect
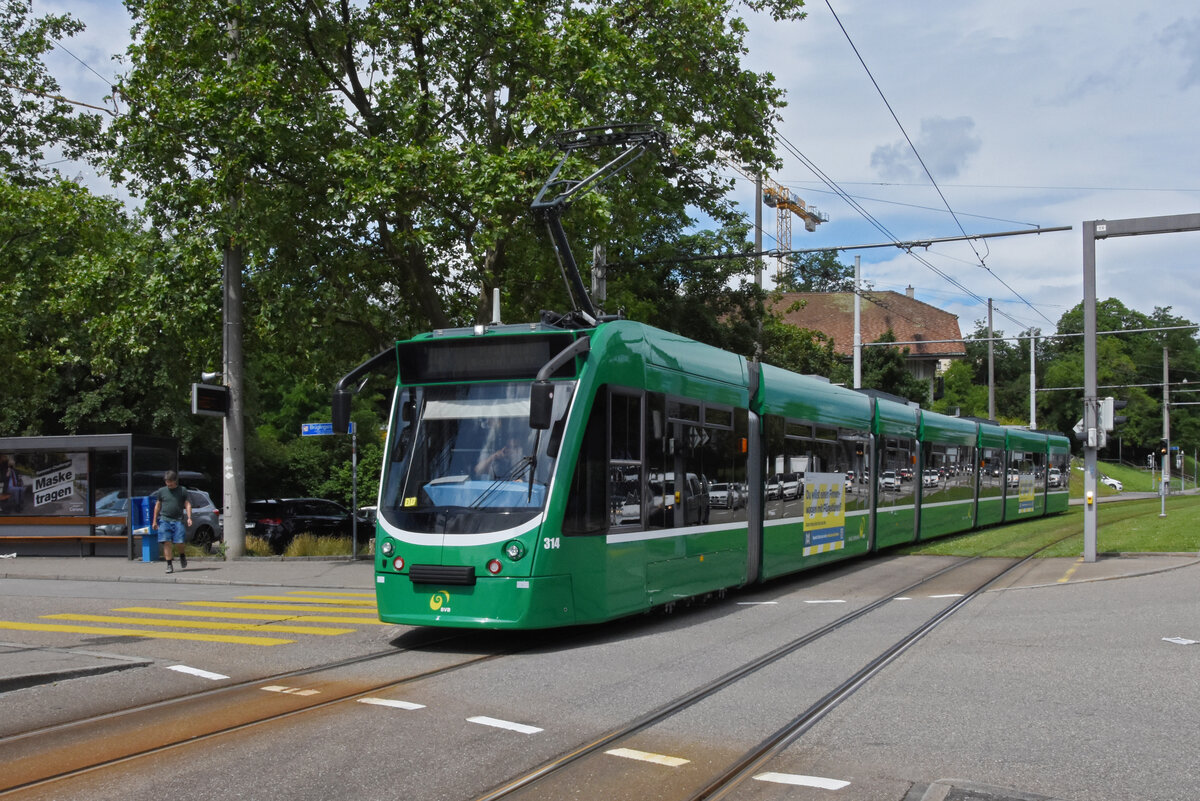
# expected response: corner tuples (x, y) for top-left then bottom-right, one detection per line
(167, 664), (228, 681)
(358, 697), (426, 710)
(261, 685), (320, 696)
(754, 771), (850, 790)
(467, 716), (543, 734)
(606, 747), (690, 767)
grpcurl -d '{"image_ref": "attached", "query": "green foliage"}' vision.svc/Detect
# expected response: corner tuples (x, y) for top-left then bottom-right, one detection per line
(0, 176), (217, 449)
(760, 312), (848, 380)
(775, 251), (857, 293)
(0, 2), (104, 184)
(861, 329), (929, 404)
(112, 0), (802, 334)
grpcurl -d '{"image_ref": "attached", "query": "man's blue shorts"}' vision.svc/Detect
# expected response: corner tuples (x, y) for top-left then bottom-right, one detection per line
(157, 518), (186, 544)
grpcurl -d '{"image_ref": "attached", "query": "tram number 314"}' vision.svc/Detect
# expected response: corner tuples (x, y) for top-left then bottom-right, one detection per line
(543, 537), (561, 550)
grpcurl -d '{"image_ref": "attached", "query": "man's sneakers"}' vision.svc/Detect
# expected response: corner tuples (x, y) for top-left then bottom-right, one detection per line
(166, 560), (174, 574)
(180, 552), (187, 569)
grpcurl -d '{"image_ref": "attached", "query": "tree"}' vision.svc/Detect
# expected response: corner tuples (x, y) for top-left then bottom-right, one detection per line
(775, 250), (858, 293)
(1040, 298), (1200, 455)
(0, 2), (104, 184)
(861, 329), (929, 404)
(111, 0), (806, 336)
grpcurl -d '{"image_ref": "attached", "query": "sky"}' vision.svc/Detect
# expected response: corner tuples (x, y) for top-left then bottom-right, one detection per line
(33, 0), (1200, 339)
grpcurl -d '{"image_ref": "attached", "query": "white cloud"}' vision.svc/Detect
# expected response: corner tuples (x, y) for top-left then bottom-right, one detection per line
(870, 116), (981, 183)
(741, 0), (1200, 334)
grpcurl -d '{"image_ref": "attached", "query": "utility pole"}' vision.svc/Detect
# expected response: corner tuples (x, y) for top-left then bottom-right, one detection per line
(987, 298), (995, 420)
(754, 173), (763, 363)
(1029, 333), (1037, 429)
(853, 255), (862, 388)
(222, 14), (247, 557)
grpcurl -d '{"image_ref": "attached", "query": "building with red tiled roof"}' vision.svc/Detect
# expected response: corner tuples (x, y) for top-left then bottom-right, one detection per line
(770, 288), (965, 392)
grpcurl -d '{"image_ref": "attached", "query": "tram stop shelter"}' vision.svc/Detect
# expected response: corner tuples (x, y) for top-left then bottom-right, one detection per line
(0, 434), (179, 559)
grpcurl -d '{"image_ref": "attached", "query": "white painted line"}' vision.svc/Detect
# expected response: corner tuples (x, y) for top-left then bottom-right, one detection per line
(606, 747), (690, 767)
(893, 597), (912, 601)
(358, 697), (426, 710)
(754, 771), (850, 790)
(805, 599), (847, 604)
(736, 601), (779, 606)
(1163, 636), (1198, 645)
(929, 594), (965, 599)
(261, 685), (320, 696)
(167, 664), (229, 681)
(467, 716), (543, 734)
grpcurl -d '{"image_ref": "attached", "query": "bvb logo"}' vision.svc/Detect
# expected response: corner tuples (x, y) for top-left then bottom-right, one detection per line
(429, 590), (450, 611)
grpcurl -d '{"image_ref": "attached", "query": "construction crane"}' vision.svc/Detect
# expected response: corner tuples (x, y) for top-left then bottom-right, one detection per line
(762, 177), (828, 281)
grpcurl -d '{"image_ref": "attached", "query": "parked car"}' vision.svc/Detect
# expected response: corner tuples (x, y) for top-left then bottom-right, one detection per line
(95, 488), (223, 552)
(708, 482), (736, 509)
(779, 473), (801, 500)
(1099, 475), (1123, 492)
(245, 498), (365, 554)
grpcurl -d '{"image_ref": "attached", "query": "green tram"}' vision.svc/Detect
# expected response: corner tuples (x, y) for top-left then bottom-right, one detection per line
(333, 318), (1071, 630)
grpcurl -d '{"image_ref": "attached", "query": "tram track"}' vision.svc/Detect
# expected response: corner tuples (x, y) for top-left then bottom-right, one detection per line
(0, 537), (1072, 799)
(473, 539), (1071, 801)
(0, 628), (517, 795)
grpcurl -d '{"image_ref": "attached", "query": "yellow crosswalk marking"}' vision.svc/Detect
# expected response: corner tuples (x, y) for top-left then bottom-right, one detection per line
(42, 613), (355, 636)
(235, 595), (376, 607)
(0, 620), (292, 646)
(283, 591), (375, 599)
(180, 601), (378, 614)
(112, 606), (392, 626)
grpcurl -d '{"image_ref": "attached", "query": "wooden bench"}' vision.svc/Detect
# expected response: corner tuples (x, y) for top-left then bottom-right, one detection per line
(0, 516), (132, 557)
(0, 534), (129, 556)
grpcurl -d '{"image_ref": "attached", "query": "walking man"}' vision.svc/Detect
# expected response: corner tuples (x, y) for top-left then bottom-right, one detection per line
(153, 470), (192, 574)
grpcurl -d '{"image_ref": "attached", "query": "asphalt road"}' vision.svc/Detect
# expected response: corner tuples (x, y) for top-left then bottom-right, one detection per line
(0, 553), (1197, 800)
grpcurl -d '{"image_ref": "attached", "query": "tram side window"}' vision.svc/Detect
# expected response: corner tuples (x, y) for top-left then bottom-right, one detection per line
(879, 437), (915, 508)
(609, 391), (645, 529)
(644, 394), (746, 528)
(763, 416), (862, 519)
(563, 390), (609, 536)
(704, 408), (750, 524)
(979, 448), (1003, 498)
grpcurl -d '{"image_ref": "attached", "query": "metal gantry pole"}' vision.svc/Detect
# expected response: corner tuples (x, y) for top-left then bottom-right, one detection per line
(1162, 346), (1169, 517)
(1082, 223), (1099, 562)
(1080, 212), (1200, 559)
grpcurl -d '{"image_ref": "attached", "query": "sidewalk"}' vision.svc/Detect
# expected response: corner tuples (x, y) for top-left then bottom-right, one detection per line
(0, 553), (376, 589)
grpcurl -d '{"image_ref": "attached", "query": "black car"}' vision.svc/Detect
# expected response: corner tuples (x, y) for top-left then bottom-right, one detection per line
(245, 498), (362, 554)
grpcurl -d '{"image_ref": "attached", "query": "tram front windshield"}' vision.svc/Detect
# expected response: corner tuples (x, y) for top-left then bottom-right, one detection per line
(380, 381), (572, 535)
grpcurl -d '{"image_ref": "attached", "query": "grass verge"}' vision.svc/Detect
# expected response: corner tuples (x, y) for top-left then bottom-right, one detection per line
(900, 494), (1200, 558)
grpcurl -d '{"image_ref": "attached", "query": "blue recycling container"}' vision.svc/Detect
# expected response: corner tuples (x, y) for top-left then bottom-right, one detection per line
(133, 496), (159, 562)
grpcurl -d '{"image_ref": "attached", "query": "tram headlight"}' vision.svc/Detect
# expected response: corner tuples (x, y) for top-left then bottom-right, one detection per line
(503, 540), (526, 561)
(381, 540), (395, 557)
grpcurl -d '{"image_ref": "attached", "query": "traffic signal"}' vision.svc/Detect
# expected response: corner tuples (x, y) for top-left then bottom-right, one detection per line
(1159, 439), (1169, 457)
(1099, 397), (1128, 432)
